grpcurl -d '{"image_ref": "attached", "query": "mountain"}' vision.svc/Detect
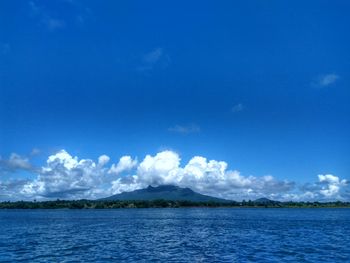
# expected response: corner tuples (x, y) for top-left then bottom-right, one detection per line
(100, 185), (230, 202)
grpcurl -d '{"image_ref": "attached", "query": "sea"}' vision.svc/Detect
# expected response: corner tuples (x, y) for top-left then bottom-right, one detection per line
(0, 208), (349, 262)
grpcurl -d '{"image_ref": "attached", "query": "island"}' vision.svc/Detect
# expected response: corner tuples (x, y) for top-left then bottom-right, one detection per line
(1, 185), (349, 209)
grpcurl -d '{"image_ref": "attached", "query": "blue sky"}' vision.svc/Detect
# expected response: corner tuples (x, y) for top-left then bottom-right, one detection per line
(0, 0), (349, 201)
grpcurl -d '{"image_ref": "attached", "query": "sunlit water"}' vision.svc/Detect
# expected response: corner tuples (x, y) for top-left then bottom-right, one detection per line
(0, 208), (349, 262)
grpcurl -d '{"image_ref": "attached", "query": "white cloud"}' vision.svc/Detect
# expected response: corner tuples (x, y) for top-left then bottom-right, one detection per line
(318, 174), (347, 198)
(110, 151), (295, 200)
(21, 150), (106, 199)
(168, 124), (201, 134)
(137, 151), (180, 184)
(98, 155), (110, 167)
(283, 174), (348, 201)
(108, 156), (137, 175)
(316, 73), (340, 87)
(0, 149), (348, 201)
(231, 103), (244, 113)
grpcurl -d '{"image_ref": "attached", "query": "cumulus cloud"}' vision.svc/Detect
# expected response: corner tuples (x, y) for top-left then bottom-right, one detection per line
(284, 174), (348, 201)
(318, 174), (347, 198)
(168, 124), (201, 134)
(20, 150), (108, 199)
(98, 155), (110, 167)
(108, 156), (137, 175)
(315, 73), (340, 87)
(0, 149), (348, 201)
(17, 150), (297, 200)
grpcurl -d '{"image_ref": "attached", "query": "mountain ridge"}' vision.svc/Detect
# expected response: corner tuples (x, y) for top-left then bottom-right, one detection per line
(253, 197), (281, 205)
(100, 185), (231, 202)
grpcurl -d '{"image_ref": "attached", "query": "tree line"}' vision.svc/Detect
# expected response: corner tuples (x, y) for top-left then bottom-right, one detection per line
(0, 199), (349, 209)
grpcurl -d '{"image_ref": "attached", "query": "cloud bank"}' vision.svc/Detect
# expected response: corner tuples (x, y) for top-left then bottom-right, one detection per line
(0, 150), (348, 201)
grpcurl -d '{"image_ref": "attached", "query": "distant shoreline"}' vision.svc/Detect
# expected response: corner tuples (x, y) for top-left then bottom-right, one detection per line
(1, 200), (349, 209)
(1, 207), (350, 210)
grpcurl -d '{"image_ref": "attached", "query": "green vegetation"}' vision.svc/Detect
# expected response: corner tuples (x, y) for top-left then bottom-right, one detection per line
(0, 199), (349, 209)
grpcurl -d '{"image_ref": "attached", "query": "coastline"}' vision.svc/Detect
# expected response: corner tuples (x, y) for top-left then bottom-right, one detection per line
(1, 200), (349, 209)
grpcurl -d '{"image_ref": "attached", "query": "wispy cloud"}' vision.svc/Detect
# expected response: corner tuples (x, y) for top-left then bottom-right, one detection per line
(64, 0), (92, 26)
(0, 153), (33, 173)
(143, 48), (163, 64)
(29, 1), (65, 31)
(0, 150), (41, 175)
(138, 47), (170, 71)
(45, 18), (65, 31)
(30, 148), (41, 157)
(231, 103), (244, 113)
(314, 73), (340, 87)
(28, 0), (91, 31)
(168, 124), (201, 134)
(29, 1), (40, 14)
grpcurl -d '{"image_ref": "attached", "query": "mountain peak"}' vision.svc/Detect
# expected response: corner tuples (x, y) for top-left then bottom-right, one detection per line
(100, 184), (229, 202)
(254, 198), (279, 204)
(146, 184), (180, 191)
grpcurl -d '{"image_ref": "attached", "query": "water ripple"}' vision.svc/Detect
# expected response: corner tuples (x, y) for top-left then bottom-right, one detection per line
(0, 208), (349, 262)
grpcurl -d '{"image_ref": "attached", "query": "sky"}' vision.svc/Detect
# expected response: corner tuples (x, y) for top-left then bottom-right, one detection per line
(0, 0), (349, 201)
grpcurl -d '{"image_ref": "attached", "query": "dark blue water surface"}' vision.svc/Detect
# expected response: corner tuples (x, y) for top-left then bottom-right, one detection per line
(0, 208), (349, 262)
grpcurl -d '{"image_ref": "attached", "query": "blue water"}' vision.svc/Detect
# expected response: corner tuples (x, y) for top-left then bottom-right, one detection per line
(0, 208), (349, 262)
